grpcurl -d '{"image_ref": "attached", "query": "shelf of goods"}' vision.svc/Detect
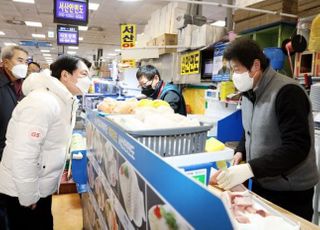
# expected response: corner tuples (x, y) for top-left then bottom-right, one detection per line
(81, 103), (313, 229)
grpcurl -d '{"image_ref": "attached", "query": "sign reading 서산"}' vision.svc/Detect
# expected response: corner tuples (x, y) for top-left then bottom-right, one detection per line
(121, 24), (136, 49)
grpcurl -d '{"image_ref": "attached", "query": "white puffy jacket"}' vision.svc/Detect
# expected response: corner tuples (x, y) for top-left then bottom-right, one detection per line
(0, 71), (78, 206)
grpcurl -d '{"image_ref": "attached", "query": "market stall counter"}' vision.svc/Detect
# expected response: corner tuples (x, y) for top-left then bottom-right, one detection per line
(81, 106), (319, 230)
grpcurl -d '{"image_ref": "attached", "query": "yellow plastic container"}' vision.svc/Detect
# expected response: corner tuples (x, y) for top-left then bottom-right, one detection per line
(309, 14), (320, 52)
(205, 137), (225, 152)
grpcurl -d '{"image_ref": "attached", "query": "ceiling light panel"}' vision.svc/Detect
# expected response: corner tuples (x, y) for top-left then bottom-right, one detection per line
(78, 26), (88, 31)
(89, 3), (100, 11)
(25, 21), (42, 27)
(32, 34), (46, 38)
(13, 0), (34, 3)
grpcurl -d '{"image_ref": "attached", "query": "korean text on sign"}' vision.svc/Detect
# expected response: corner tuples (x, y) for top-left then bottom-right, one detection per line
(180, 51), (200, 75)
(121, 24), (136, 49)
(57, 0), (86, 21)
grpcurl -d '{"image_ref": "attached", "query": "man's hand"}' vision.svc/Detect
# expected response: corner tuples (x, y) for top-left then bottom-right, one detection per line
(217, 163), (254, 190)
(29, 203), (37, 210)
(232, 152), (243, 165)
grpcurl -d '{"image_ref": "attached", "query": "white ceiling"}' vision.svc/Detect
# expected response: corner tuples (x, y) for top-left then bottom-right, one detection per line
(0, 0), (228, 66)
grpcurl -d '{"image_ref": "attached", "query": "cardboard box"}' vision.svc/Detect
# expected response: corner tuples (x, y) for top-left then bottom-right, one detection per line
(234, 14), (296, 33)
(298, 0), (320, 16)
(234, 0), (298, 22)
(234, 0), (298, 33)
(155, 33), (178, 46)
(146, 38), (156, 47)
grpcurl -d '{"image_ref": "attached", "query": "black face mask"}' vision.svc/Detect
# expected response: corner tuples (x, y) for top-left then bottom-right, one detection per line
(141, 85), (155, 97)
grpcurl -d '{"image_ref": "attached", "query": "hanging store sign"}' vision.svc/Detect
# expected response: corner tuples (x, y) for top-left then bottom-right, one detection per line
(54, 0), (88, 26)
(180, 50), (200, 75)
(57, 25), (79, 46)
(120, 24), (136, 49)
(120, 59), (136, 68)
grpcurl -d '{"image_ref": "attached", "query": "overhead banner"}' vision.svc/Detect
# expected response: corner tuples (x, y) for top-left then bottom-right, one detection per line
(54, 0), (88, 26)
(180, 50), (200, 75)
(57, 25), (79, 46)
(121, 24), (136, 49)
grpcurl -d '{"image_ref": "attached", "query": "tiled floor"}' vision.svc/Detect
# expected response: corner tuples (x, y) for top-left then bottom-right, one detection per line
(52, 194), (83, 230)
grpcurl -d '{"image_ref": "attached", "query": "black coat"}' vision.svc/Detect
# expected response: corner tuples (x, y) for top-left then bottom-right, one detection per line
(0, 68), (19, 160)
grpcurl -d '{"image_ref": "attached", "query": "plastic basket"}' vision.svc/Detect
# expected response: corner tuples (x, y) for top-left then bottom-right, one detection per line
(109, 117), (212, 157)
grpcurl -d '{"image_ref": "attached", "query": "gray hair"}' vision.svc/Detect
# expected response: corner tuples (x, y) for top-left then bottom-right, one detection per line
(1, 45), (28, 60)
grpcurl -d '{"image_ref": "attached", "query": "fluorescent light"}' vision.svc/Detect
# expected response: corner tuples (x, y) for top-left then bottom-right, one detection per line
(89, 3), (100, 11)
(0, 31), (5, 36)
(41, 50), (50, 53)
(79, 37), (83, 41)
(78, 26), (88, 31)
(115, 49), (121, 52)
(32, 33), (46, 38)
(4, 42), (17, 46)
(108, 53), (117, 56)
(67, 51), (77, 55)
(48, 31), (54, 38)
(25, 21), (42, 27)
(211, 20), (226, 27)
(68, 46), (79, 50)
(13, 0), (34, 3)
(43, 53), (51, 57)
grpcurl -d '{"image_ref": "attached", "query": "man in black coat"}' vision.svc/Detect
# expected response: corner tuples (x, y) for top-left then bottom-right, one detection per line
(0, 46), (28, 160)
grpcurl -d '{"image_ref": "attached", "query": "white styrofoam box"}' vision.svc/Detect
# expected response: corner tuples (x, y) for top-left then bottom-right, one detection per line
(165, 5), (173, 33)
(171, 2), (188, 11)
(136, 34), (148, 48)
(121, 48), (159, 60)
(205, 99), (237, 118)
(171, 7), (188, 31)
(153, 9), (161, 37)
(144, 23), (151, 39)
(150, 11), (157, 38)
(160, 6), (167, 35)
(212, 26), (226, 43)
(197, 24), (214, 48)
(179, 24), (195, 50)
(191, 25), (201, 49)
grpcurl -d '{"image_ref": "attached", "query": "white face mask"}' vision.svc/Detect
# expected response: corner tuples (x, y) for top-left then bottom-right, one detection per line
(76, 77), (91, 94)
(232, 71), (254, 92)
(12, 64), (28, 79)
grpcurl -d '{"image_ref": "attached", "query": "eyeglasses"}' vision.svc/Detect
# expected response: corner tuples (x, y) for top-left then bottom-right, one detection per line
(138, 79), (153, 88)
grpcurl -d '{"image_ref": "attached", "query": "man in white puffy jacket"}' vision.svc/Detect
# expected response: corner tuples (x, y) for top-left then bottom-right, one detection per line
(0, 55), (91, 230)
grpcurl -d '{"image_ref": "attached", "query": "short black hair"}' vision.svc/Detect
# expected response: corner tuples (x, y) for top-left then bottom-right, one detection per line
(136, 65), (161, 81)
(28, 61), (40, 69)
(75, 55), (92, 69)
(223, 38), (269, 71)
(50, 55), (82, 79)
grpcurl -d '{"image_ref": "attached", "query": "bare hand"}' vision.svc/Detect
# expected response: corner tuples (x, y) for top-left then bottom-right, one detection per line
(232, 152), (243, 165)
(209, 170), (222, 186)
(29, 203), (37, 210)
